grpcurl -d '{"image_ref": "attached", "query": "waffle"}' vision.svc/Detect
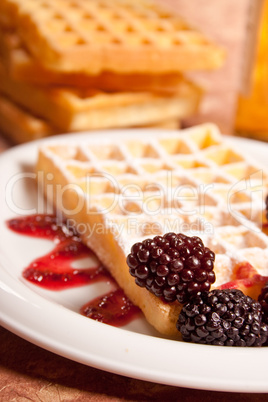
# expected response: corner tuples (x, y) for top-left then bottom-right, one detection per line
(0, 0), (225, 74)
(36, 124), (268, 336)
(0, 93), (56, 143)
(0, 60), (202, 131)
(0, 29), (193, 93)
(0, 92), (181, 144)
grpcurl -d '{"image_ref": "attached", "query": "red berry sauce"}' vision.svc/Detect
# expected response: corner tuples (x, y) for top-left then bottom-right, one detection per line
(81, 288), (140, 326)
(7, 214), (110, 290)
(6, 214), (141, 327)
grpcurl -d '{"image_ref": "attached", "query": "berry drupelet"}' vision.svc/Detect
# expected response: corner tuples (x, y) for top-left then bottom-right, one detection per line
(177, 289), (268, 346)
(126, 232), (216, 304)
(258, 282), (268, 324)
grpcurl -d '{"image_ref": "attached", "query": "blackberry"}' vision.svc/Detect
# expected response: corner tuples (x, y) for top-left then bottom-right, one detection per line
(266, 195), (268, 220)
(258, 282), (268, 324)
(126, 233), (215, 303)
(177, 289), (268, 346)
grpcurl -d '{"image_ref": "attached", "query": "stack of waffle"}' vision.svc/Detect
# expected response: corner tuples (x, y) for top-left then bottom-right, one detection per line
(0, 0), (224, 143)
(36, 123), (268, 335)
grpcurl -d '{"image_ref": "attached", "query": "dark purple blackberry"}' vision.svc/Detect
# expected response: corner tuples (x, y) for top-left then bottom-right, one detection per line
(126, 233), (215, 304)
(177, 289), (268, 346)
(258, 282), (268, 324)
(266, 195), (268, 220)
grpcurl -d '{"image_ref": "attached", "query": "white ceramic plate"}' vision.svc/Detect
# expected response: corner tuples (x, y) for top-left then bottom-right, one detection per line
(1, 129), (268, 393)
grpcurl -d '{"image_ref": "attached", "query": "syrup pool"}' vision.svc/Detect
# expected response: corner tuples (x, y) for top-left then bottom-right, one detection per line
(6, 214), (141, 327)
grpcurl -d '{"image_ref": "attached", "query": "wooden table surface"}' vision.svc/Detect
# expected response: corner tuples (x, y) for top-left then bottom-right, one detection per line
(1, 135), (268, 401)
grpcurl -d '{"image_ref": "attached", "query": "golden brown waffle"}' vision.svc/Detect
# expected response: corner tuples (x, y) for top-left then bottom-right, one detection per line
(0, 60), (202, 131)
(0, 29), (193, 93)
(0, 93), (55, 143)
(36, 124), (268, 335)
(0, 0), (225, 73)
(0, 92), (181, 144)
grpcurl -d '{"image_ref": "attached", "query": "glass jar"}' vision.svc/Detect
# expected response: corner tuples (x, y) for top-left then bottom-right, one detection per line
(235, 0), (268, 140)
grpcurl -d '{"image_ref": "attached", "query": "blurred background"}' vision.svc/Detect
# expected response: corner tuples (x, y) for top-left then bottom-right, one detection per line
(163, 0), (268, 140)
(0, 0), (267, 144)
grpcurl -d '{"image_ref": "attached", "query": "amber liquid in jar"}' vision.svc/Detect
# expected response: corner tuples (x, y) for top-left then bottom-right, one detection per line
(235, 0), (268, 140)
